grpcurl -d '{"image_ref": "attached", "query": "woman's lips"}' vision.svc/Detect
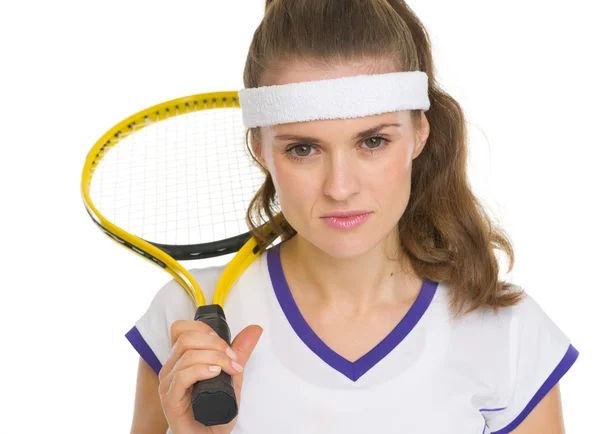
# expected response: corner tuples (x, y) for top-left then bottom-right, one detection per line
(320, 212), (372, 230)
(321, 210), (371, 218)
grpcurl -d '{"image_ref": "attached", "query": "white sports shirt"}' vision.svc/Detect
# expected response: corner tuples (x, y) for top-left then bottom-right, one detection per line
(126, 243), (580, 434)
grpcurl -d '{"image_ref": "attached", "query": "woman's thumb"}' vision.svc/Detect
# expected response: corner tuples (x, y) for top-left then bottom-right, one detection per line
(229, 325), (263, 406)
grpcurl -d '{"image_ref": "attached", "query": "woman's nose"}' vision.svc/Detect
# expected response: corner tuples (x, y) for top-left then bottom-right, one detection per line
(322, 153), (360, 202)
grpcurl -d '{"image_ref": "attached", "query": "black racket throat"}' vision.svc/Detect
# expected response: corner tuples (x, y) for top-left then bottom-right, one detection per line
(144, 222), (285, 260)
(147, 233), (253, 261)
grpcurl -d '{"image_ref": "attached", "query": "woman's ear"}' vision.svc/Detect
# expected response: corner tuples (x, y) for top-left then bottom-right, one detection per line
(413, 110), (430, 159)
(250, 131), (268, 171)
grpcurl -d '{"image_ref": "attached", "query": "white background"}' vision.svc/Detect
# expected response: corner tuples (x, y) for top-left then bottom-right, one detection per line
(0, 0), (597, 432)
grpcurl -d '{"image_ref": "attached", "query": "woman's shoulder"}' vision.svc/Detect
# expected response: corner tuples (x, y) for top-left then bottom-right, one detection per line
(149, 263), (229, 314)
(129, 261), (238, 368)
(432, 283), (532, 362)
(434, 281), (543, 332)
(437, 283), (576, 380)
(452, 288), (579, 431)
(149, 250), (268, 321)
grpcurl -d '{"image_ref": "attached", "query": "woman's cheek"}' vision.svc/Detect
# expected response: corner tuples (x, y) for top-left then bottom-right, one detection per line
(276, 168), (317, 204)
(379, 151), (413, 217)
(272, 165), (319, 227)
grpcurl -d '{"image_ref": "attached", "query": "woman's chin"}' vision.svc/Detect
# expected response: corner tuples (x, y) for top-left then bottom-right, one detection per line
(308, 233), (377, 259)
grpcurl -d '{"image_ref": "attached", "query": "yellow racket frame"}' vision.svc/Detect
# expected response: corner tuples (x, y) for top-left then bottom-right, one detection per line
(81, 91), (283, 308)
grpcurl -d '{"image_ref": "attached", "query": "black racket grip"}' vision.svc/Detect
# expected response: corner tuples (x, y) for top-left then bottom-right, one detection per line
(191, 304), (238, 426)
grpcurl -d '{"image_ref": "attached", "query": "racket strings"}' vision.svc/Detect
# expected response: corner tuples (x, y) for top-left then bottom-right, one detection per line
(89, 99), (268, 246)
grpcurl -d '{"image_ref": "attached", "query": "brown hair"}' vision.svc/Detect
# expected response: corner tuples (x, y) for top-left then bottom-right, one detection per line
(242, 0), (525, 321)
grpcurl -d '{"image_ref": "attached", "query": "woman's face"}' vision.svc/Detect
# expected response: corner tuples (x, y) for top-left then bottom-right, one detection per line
(254, 61), (430, 258)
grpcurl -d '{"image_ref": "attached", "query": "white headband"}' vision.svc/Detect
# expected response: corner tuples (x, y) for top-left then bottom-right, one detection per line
(238, 71), (430, 128)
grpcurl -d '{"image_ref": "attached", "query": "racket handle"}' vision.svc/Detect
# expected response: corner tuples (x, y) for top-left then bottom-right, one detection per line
(191, 304), (238, 426)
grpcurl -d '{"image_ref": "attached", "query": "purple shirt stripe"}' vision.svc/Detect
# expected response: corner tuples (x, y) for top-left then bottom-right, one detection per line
(125, 325), (163, 375)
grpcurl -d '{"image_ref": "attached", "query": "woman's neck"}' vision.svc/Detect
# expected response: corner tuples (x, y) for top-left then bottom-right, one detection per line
(278, 233), (421, 316)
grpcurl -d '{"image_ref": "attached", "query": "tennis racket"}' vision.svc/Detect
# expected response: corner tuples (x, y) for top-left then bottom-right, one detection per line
(80, 91), (285, 426)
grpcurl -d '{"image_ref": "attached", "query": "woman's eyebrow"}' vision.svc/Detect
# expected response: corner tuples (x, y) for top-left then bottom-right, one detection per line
(273, 122), (402, 142)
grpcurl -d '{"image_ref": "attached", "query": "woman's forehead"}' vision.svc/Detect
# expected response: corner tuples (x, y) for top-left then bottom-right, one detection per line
(266, 111), (408, 138)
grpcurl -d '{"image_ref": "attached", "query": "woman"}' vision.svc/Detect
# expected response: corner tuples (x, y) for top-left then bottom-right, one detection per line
(126, 1), (579, 433)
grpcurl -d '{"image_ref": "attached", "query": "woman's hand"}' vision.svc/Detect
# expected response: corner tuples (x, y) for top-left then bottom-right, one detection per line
(158, 319), (263, 434)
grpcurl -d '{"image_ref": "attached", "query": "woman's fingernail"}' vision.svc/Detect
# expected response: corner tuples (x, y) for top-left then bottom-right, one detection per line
(232, 361), (244, 372)
(226, 347), (238, 361)
(208, 365), (221, 373)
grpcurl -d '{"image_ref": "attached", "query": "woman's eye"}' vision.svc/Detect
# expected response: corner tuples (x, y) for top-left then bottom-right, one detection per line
(285, 136), (388, 161)
(290, 144), (314, 157)
(363, 136), (385, 149)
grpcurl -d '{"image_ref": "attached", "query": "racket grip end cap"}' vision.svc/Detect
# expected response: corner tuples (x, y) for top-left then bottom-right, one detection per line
(191, 381), (238, 426)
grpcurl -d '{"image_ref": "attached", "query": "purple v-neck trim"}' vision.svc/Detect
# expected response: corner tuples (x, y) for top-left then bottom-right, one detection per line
(267, 244), (438, 382)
